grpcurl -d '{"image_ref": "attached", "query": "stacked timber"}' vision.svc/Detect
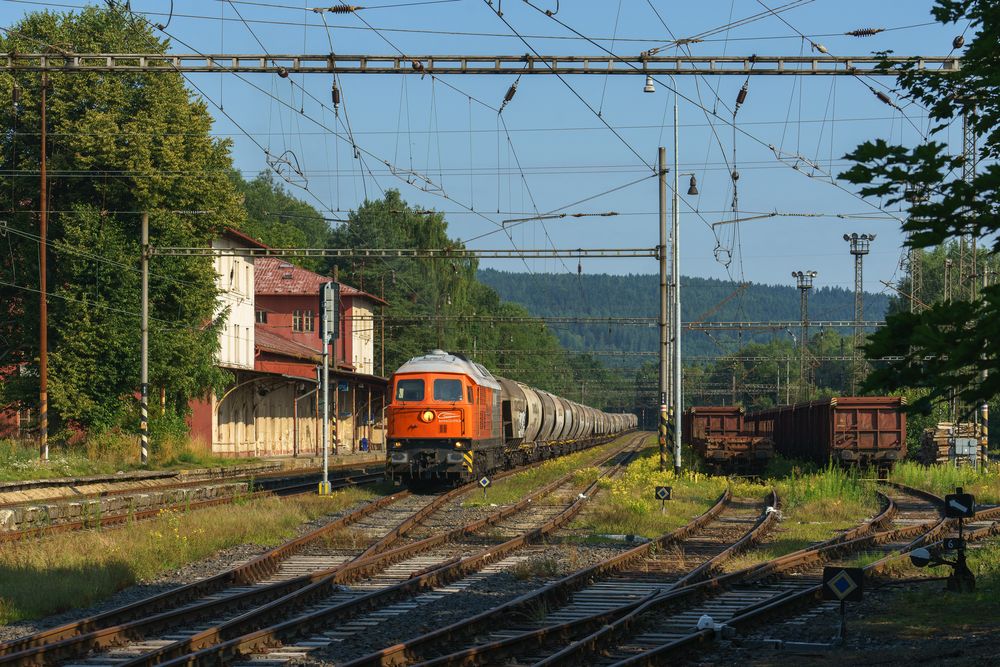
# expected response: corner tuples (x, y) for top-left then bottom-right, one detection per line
(917, 422), (987, 465)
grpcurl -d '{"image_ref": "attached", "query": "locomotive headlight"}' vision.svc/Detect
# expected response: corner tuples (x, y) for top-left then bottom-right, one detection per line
(419, 410), (436, 423)
(454, 441), (464, 448)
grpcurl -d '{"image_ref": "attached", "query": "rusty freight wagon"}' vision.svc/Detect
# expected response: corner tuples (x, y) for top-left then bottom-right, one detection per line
(683, 406), (774, 473)
(745, 396), (906, 467)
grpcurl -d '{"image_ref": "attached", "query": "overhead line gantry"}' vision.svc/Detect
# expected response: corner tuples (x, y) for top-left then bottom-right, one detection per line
(0, 53), (960, 76)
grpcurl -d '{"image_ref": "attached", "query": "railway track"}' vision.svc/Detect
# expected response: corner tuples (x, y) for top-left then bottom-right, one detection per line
(0, 434), (640, 667)
(366, 491), (779, 667)
(526, 484), (999, 667)
(0, 466), (385, 544)
(0, 459), (380, 508)
(85, 435), (645, 667)
(343, 483), (905, 666)
(0, 458), (528, 664)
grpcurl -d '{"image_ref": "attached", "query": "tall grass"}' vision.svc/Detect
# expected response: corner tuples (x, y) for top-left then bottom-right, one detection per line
(572, 448), (744, 539)
(725, 464), (880, 569)
(890, 460), (1000, 503)
(0, 487), (378, 624)
(462, 437), (635, 507)
(0, 435), (256, 483)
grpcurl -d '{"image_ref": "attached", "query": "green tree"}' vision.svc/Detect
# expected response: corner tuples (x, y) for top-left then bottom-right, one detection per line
(325, 191), (629, 410)
(0, 8), (241, 434)
(840, 0), (1000, 413)
(234, 170), (330, 272)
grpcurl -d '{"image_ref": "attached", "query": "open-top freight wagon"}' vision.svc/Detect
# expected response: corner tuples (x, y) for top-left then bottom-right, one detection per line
(744, 396), (906, 467)
(682, 406), (774, 473)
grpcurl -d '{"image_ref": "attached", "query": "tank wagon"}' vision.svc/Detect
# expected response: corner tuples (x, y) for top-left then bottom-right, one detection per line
(744, 396), (906, 467)
(682, 406), (774, 472)
(386, 350), (637, 483)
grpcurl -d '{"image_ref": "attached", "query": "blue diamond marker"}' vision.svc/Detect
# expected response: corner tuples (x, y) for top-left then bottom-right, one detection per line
(827, 571), (857, 600)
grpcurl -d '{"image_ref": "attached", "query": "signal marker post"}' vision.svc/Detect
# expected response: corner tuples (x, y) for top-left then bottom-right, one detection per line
(655, 485), (672, 514)
(319, 281), (340, 496)
(909, 487), (977, 592)
(944, 487), (976, 592)
(822, 566), (863, 641)
(480, 476), (491, 500)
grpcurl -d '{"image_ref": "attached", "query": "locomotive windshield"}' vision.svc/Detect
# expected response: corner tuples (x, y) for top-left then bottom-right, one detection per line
(395, 379), (425, 401)
(433, 378), (464, 402)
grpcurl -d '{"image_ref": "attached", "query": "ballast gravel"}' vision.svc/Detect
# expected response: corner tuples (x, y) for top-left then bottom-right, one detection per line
(304, 540), (635, 665)
(0, 499), (374, 644)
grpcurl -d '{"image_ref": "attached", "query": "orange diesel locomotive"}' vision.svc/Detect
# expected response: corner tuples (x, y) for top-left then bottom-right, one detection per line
(386, 350), (636, 483)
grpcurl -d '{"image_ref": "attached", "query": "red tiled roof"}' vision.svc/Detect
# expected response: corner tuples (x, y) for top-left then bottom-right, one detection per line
(222, 227), (270, 249)
(255, 325), (321, 361)
(254, 257), (387, 305)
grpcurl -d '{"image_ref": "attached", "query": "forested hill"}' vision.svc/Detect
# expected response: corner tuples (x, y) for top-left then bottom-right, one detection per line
(478, 269), (891, 365)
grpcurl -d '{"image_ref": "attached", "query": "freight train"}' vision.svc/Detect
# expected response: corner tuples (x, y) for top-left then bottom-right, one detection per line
(744, 396), (907, 467)
(386, 350), (637, 484)
(684, 397), (906, 472)
(682, 406), (774, 473)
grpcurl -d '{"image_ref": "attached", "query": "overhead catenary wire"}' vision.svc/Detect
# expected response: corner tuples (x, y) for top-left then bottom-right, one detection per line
(8, 0), (940, 45)
(511, 3), (911, 228)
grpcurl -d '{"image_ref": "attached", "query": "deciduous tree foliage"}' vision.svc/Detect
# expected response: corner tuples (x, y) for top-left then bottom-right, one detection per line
(840, 0), (1000, 413)
(0, 8), (242, 433)
(326, 191), (622, 409)
(234, 170), (330, 273)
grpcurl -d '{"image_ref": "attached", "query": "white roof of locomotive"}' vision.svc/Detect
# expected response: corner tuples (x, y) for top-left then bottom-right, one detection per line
(394, 349), (502, 390)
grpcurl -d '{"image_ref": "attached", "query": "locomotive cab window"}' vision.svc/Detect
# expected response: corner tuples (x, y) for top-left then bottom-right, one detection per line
(395, 379), (425, 401)
(433, 378), (464, 402)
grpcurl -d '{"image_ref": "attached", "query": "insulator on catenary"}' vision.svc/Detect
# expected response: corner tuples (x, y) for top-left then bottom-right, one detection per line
(332, 81), (341, 108)
(871, 87), (897, 108)
(498, 79), (519, 113)
(731, 170), (740, 182)
(845, 27), (884, 37)
(277, 67), (289, 79)
(504, 80), (518, 104)
(316, 5), (362, 13)
(411, 59), (425, 73)
(953, 35), (965, 49)
(735, 82), (748, 108)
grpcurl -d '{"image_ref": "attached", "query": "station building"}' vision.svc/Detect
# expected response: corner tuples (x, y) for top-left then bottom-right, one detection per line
(188, 230), (388, 458)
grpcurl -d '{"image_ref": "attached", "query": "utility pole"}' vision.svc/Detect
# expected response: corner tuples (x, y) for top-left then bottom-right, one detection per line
(982, 269), (990, 460)
(657, 145), (668, 472)
(844, 233), (874, 394)
(140, 213), (149, 465)
(38, 71), (48, 461)
(792, 271), (817, 401)
(909, 247), (922, 313)
(319, 280), (338, 494)
(962, 107), (978, 302)
(944, 258), (953, 302)
(672, 96), (683, 475)
(785, 356), (790, 404)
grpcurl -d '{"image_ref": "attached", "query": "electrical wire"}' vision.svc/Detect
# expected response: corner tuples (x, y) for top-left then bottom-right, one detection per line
(0, 1), (942, 44)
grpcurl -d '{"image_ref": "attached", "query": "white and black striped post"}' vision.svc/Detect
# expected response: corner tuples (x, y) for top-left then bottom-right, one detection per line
(140, 212), (149, 465)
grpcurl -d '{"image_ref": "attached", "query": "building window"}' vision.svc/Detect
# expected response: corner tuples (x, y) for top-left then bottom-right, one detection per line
(256, 310), (268, 324)
(293, 309), (315, 332)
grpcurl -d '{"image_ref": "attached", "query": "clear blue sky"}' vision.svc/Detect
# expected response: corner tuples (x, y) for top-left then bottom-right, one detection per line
(1, 0), (970, 296)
